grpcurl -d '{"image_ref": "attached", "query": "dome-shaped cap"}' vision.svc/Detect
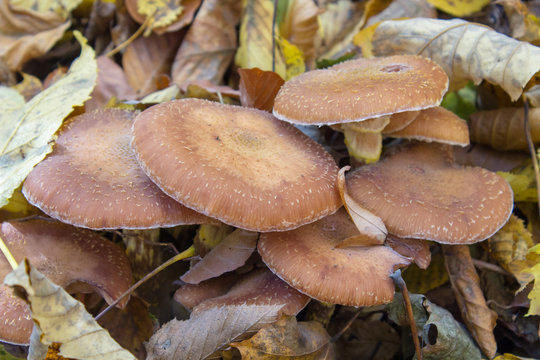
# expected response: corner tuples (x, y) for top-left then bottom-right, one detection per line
(23, 108), (211, 229)
(131, 99), (342, 232)
(346, 143), (513, 244)
(0, 219), (133, 345)
(258, 208), (410, 306)
(273, 55), (448, 125)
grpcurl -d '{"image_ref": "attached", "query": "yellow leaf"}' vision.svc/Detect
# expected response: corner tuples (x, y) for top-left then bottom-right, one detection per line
(426, 0), (489, 17)
(497, 0), (540, 45)
(403, 253), (449, 294)
(10, 0), (83, 18)
(522, 244), (540, 316)
(276, 35), (305, 80)
(137, 0), (183, 30)
(372, 18), (540, 100)
(494, 353), (537, 360)
(0, 31), (97, 207)
(4, 260), (135, 359)
(352, 22), (379, 58)
(489, 215), (534, 271)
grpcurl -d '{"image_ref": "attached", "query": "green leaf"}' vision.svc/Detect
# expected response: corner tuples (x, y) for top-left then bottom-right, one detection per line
(441, 82), (477, 120)
(0, 31), (97, 208)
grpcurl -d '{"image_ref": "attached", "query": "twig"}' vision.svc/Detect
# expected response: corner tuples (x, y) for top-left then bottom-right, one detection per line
(391, 269), (422, 360)
(330, 309), (361, 343)
(472, 258), (511, 277)
(0, 235), (17, 270)
(95, 244), (195, 320)
(523, 101), (540, 213)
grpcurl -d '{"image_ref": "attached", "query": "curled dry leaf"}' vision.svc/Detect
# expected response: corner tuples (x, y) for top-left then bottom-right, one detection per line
(442, 244), (498, 358)
(238, 67), (284, 112)
(172, 0), (242, 88)
(231, 315), (334, 359)
(470, 107), (540, 151)
(4, 260), (135, 360)
(146, 304), (283, 360)
(372, 18), (540, 100)
(0, 31), (96, 208)
(386, 235), (431, 270)
(180, 228), (258, 284)
(337, 166), (387, 246)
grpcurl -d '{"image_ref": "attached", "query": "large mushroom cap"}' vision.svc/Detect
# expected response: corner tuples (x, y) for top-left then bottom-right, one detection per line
(346, 143), (513, 244)
(23, 108), (210, 230)
(131, 98), (342, 232)
(0, 219), (133, 345)
(273, 55), (448, 125)
(258, 208), (410, 306)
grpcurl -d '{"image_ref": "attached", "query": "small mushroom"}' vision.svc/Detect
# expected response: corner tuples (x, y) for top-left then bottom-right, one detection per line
(23, 108), (211, 230)
(346, 143), (513, 244)
(0, 219), (133, 345)
(258, 208), (410, 306)
(131, 98), (342, 232)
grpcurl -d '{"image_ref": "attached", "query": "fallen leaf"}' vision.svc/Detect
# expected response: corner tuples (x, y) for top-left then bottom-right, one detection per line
(174, 272), (239, 311)
(12, 72), (42, 101)
(4, 260), (135, 360)
(140, 84), (181, 104)
(497, 154), (539, 202)
(275, 35), (306, 79)
(337, 166), (387, 245)
(10, 0), (82, 18)
(365, 0), (437, 27)
(180, 228), (259, 284)
(454, 145), (528, 172)
(403, 252), (449, 294)
(125, 0), (200, 34)
(193, 223), (234, 257)
(372, 18), (540, 100)
(442, 244), (498, 358)
(123, 32), (182, 97)
(511, 244), (540, 316)
(497, 0), (540, 45)
(525, 84), (540, 107)
(489, 215), (534, 272)
(231, 315), (333, 359)
(238, 67), (285, 111)
(146, 304), (283, 360)
(172, 0), (241, 88)
(494, 353), (537, 360)
(0, 31), (96, 208)
(386, 235), (431, 270)
(440, 81), (477, 120)
(425, 0), (489, 16)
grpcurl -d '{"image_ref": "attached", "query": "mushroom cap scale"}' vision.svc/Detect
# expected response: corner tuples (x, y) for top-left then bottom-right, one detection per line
(131, 98), (342, 232)
(346, 143), (513, 244)
(22, 108), (210, 230)
(273, 55), (448, 125)
(258, 208), (410, 306)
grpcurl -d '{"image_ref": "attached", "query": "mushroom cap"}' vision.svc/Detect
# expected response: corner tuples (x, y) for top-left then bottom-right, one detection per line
(131, 98), (342, 232)
(383, 110), (420, 134)
(346, 143), (513, 244)
(0, 219), (133, 345)
(388, 106), (469, 146)
(258, 208), (410, 306)
(272, 55), (448, 125)
(23, 108), (211, 230)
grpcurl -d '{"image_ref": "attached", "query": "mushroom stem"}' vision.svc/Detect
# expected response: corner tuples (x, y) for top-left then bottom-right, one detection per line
(391, 269), (422, 360)
(0, 235), (17, 270)
(95, 244), (196, 320)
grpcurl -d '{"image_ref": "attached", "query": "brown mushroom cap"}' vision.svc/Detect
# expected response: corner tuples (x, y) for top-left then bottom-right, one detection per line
(131, 98), (342, 232)
(0, 219), (133, 345)
(23, 108), (211, 230)
(346, 143), (513, 244)
(258, 208), (410, 306)
(273, 55), (448, 125)
(383, 110), (421, 134)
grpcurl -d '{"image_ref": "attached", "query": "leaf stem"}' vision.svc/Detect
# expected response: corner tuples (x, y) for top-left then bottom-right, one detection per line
(95, 244), (196, 320)
(0, 235), (18, 270)
(105, 11), (154, 58)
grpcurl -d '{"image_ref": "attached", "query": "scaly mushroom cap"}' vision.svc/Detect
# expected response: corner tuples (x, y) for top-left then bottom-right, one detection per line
(131, 98), (342, 232)
(258, 208), (410, 306)
(0, 219), (133, 345)
(23, 108), (211, 230)
(346, 143), (513, 244)
(273, 55), (448, 125)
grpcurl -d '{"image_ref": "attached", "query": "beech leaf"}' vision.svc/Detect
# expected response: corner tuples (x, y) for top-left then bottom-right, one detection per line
(4, 260), (135, 360)
(0, 30), (96, 207)
(425, 0), (489, 17)
(146, 304), (283, 360)
(372, 18), (540, 100)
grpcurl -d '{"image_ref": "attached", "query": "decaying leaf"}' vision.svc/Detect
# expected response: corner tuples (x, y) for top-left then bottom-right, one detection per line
(497, 0), (540, 45)
(454, 145), (528, 172)
(442, 244), (498, 358)
(386, 235), (431, 270)
(9, 0), (82, 18)
(489, 214), (534, 271)
(365, 0), (437, 27)
(172, 0), (241, 88)
(125, 0), (200, 34)
(12, 72), (42, 101)
(426, 0), (489, 16)
(403, 252), (449, 294)
(0, 31), (96, 208)
(509, 243), (540, 316)
(238, 67), (284, 111)
(180, 228), (258, 284)
(388, 293), (482, 360)
(337, 167), (387, 246)
(372, 18), (540, 100)
(4, 260), (135, 360)
(146, 304), (283, 360)
(497, 151), (539, 202)
(231, 315), (333, 359)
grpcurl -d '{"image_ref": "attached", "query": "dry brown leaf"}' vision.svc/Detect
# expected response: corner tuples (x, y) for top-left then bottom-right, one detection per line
(372, 18), (540, 100)
(180, 228), (258, 284)
(442, 244), (498, 358)
(4, 260), (135, 360)
(386, 235), (431, 270)
(174, 272), (239, 311)
(336, 167), (387, 245)
(146, 304), (283, 360)
(238, 67), (284, 111)
(172, 0), (241, 88)
(12, 72), (42, 101)
(123, 32), (182, 97)
(470, 107), (540, 151)
(497, 0), (540, 45)
(125, 0), (200, 34)
(453, 145), (528, 172)
(231, 315), (334, 359)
